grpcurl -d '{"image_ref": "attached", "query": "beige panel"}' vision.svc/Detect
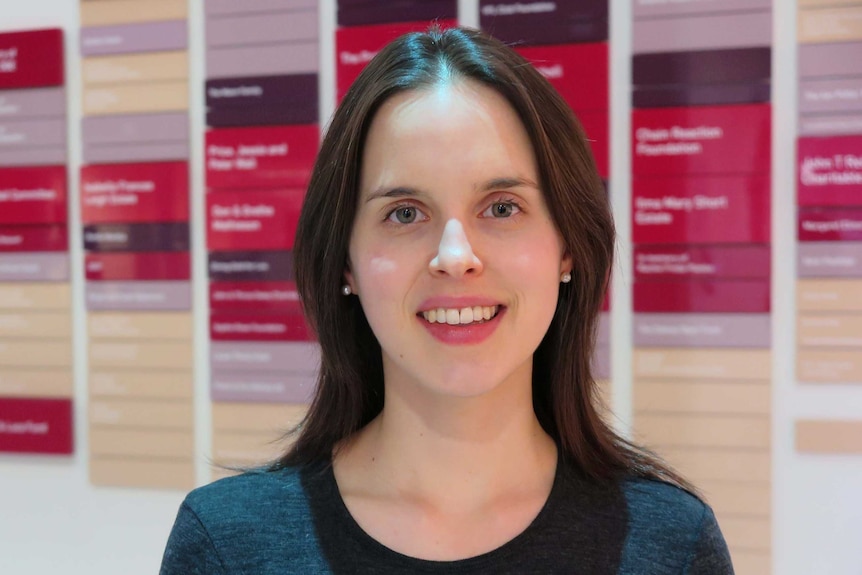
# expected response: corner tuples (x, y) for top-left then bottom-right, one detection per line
(89, 371), (192, 400)
(212, 402), (307, 434)
(800, 0), (860, 6)
(797, 349), (862, 383)
(796, 419), (862, 454)
(718, 516), (771, 551)
(0, 283), (70, 310)
(700, 481), (771, 517)
(80, 0), (187, 26)
(212, 429), (287, 464)
(82, 51), (187, 85)
(658, 447), (771, 483)
(729, 550), (771, 575)
(83, 81), (188, 115)
(799, 7), (862, 44)
(635, 414), (770, 449)
(0, 341), (70, 368)
(798, 279), (862, 312)
(0, 370), (73, 398)
(90, 427), (193, 459)
(634, 349), (771, 381)
(88, 312), (192, 341)
(635, 380), (770, 416)
(89, 397), (192, 430)
(89, 341), (193, 370)
(797, 314), (862, 347)
(90, 457), (194, 491)
(0, 311), (70, 339)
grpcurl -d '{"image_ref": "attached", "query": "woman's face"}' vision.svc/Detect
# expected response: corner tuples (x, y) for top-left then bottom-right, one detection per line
(346, 80), (570, 399)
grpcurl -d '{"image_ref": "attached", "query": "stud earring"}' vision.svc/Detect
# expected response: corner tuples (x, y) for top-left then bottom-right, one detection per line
(341, 284), (352, 296)
(560, 272), (572, 284)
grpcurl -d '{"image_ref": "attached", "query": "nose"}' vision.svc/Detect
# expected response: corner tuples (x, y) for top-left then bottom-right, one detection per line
(429, 219), (483, 277)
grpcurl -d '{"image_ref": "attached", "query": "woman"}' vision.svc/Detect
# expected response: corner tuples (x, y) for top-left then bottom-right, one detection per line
(161, 26), (733, 574)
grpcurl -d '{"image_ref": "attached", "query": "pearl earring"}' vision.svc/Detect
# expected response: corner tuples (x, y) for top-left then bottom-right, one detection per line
(341, 284), (352, 296)
(561, 272), (572, 284)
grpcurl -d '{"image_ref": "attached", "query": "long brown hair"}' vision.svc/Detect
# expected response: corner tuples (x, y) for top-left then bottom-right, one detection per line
(278, 26), (692, 491)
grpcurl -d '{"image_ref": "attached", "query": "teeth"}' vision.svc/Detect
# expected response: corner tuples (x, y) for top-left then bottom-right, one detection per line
(422, 306), (499, 325)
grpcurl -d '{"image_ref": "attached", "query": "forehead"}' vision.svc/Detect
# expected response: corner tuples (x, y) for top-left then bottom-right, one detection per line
(359, 80), (538, 194)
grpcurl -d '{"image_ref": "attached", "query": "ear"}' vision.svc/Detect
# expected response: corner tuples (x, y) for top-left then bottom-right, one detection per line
(559, 252), (573, 277)
(343, 261), (358, 296)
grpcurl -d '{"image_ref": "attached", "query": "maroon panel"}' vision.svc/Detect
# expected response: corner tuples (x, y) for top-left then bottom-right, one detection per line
(0, 397), (73, 455)
(633, 47), (771, 87)
(515, 43), (608, 112)
(0, 224), (67, 252)
(208, 251), (294, 282)
(799, 207), (862, 242)
(634, 245), (771, 281)
(207, 105), (318, 128)
(210, 311), (310, 342)
(632, 104), (771, 176)
(633, 83), (770, 109)
(335, 20), (458, 102)
(205, 125), (318, 190)
(0, 165), (67, 225)
(0, 29), (64, 89)
(633, 279), (770, 313)
(632, 175), (770, 244)
(85, 252), (190, 281)
(210, 280), (299, 313)
(80, 161), (189, 224)
(84, 222), (189, 252)
(206, 74), (318, 110)
(798, 135), (862, 207)
(207, 189), (304, 251)
(480, 0), (608, 44)
(338, 0), (457, 27)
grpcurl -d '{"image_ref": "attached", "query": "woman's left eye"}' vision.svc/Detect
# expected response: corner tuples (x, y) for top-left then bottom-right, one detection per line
(482, 201), (521, 218)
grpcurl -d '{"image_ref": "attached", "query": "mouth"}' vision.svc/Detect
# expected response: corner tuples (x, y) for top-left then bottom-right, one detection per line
(419, 305), (501, 326)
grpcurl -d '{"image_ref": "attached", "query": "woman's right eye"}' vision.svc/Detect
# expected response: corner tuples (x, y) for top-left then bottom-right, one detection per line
(386, 205), (425, 224)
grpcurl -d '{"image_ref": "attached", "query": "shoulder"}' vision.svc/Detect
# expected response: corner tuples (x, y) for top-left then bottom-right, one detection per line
(619, 477), (734, 575)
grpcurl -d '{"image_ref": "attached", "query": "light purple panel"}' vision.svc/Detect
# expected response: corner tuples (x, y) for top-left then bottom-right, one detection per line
(205, 0), (316, 16)
(592, 344), (610, 380)
(800, 78), (862, 114)
(0, 148), (66, 167)
(0, 88), (65, 120)
(633, 12), (772, 54)
(634, 313), (771, 348)
(84, 142), (190, 164)
(799, 42), (862, 79)
(81, 21), (187, 57)
(634, 0), (770, 18)
(597, 312), (610, 346)
(798, 242), (862, 278)
(85, 281), (191, 311)
(799, 113), (862, 136)
(206, 42), (318, 79)
(83, 112), (188, 145)
(206, 10), (317, 47)
(210, 341), (320, 373)
(0, 253), (69, 282)
(211, 372), (316, 403)
(0, 119), (65, 148)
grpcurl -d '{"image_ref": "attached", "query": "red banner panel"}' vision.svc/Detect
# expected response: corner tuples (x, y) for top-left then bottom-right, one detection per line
(633, 175), (770, 244)
(209, 281), (300, 313)
(0, 224), (67, 252)
(85, 252), (190, 281)
(336, 20), (458, 102)
(210, 311), (311, 342)
(207, 189), (304, 251)
(798, 135), (862, 207)
(0, 397), (73, 455)
(634, 245), (771, 281)
(577, 110), (609, 179)
(80, 161), (189, 224)
(205, 125), (318, 191)
(799, 207), (862, 242)
(516, 43), (608, 113)
(632, 103), (771, 176)
(634, 279), (770, 313)
(0, 165), (67, 225)
(0, 29), (64, 89)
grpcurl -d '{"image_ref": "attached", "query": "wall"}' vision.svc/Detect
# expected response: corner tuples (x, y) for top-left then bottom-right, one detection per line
(0, 1), (860, 574)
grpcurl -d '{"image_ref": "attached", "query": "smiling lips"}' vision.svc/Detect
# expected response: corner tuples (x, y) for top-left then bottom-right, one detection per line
(421, 305), (500, 325)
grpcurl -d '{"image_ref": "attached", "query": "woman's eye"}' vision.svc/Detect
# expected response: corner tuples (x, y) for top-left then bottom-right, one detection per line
(484, 202), (520, 218)
(387, 206), (424, 224)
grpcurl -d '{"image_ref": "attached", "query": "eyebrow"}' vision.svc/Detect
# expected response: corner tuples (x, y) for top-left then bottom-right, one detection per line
(364, 176), (539, 204)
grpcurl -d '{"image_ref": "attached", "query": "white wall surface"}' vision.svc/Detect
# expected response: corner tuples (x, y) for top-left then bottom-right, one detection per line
(0, 0), (860, 574)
